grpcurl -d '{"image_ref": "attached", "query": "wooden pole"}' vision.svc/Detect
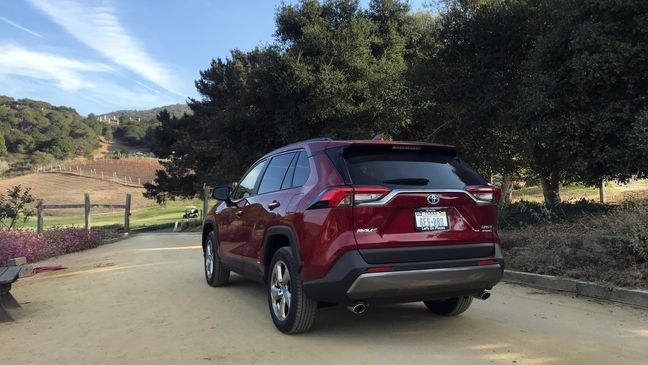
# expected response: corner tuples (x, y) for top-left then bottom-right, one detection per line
(124, 193), (131, 233)
(37, 199), (43, 234)
(84, 193), (91, 231)
(203, 187), (209, 220)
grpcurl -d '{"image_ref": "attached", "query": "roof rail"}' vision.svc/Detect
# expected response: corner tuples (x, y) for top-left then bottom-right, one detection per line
(299, 137), (332, 143)
(266, 137), (332, 154)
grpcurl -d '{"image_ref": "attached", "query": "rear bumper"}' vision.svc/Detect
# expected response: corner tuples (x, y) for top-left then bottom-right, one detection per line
(346, 265), (502, 301)
(302, 244), (504, 304)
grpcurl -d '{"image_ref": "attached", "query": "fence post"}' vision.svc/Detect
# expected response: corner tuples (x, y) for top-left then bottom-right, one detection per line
(124, 193), (131, 233)
(37, 199), (43, 234)
(84, 193), (91, 231)
(203, 186), (210, 220)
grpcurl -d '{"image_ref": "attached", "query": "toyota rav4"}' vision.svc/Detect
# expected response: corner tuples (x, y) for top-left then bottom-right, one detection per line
(202, 138), (504, 334)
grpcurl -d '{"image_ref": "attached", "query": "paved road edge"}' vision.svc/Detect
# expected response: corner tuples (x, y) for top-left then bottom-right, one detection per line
(503, 270), (648, 309)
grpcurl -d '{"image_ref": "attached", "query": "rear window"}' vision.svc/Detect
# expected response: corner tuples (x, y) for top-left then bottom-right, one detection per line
(343, 147), (487, 189)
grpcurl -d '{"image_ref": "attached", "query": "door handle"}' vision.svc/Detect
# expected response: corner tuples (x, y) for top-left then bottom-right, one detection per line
(235, 210), (244, 218)
(268, 200), (280, 210)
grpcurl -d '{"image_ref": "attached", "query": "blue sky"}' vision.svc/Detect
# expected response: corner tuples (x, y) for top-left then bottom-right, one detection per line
(0, 1), (429, 115)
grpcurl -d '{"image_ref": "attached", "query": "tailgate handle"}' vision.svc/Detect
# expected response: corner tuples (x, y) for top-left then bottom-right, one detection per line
(268, 201), (280, 210)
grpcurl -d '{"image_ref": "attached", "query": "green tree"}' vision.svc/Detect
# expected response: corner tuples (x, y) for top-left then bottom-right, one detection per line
(0, 134), (7, 155)
(0, 185), (35, 230)
(147, 0), (423, 197)
(519, 0), (648, 204)
(407, 0), (544, 203)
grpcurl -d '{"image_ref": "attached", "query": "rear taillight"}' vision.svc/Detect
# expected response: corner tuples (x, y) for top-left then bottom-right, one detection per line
(309, 186), (390, 209)
(466, 186), (501, 204)
(353, 187), (391, 204)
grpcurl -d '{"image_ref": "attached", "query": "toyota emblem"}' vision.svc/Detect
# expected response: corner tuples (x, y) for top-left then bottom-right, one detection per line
(427, 194), (440, 205)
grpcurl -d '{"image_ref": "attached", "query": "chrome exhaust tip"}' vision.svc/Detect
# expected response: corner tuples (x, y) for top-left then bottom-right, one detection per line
(347, 302), (367, 314)
(474, 291), (491, 300)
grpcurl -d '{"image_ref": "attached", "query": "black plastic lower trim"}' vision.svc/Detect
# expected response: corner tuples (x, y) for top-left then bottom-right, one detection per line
(302, 247), (504, 304)
(359, 243), (495, 264)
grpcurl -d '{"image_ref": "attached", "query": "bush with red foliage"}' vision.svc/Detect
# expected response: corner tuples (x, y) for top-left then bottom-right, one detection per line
(0, 227), (101, 265)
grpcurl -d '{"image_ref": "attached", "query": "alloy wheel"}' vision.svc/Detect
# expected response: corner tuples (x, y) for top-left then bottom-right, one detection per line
(270, 260), (292, 321)
(205, 240), (214, 279)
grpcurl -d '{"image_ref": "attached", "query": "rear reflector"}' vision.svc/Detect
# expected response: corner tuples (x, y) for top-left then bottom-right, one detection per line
(309, 186), (390, 209)
(367, 266), (393, 273)
(319, 188), (354, 207)
(478, 259), (496, 265)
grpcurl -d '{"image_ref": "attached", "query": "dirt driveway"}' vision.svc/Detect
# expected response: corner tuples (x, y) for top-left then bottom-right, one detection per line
(1, 233), (647, 364)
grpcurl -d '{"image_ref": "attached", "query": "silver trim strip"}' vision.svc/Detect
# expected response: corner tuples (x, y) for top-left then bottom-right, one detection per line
(346, 264), (503, 300)
(355, 189), (493, 206)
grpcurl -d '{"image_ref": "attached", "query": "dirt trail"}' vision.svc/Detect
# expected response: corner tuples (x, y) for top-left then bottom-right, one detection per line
(1, 233), (647, 364)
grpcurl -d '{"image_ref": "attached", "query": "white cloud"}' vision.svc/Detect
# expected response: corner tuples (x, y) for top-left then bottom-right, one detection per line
(0, 15), (44, 38)
(28, 0), (182, 95)
(0, 44), (112, 90)
(0, 44), (180, 114)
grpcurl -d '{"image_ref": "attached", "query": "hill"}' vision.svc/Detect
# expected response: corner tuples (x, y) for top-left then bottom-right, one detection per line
(97, 104), (191, 121)
(95, 104), (191, 149)
(0, 96), (105, 175)
(0, 172), (148, 208)
(47, 157), (163, 186)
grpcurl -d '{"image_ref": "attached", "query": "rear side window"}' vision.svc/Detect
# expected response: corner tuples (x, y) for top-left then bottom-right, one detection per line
(281, 155), (299, 190)
(343, 147), (487, 189)
(291, 152), (310, 187)
(258, 153), (296, 194)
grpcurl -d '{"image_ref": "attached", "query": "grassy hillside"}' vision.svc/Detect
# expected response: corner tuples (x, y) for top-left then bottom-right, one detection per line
(0, 172), (150, 208)
(0, 96), (105, 175)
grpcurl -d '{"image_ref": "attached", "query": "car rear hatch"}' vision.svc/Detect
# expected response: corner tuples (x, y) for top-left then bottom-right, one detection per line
(326, 142), (500, 264)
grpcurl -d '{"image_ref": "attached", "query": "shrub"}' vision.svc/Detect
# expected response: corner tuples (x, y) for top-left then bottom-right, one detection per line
(500, 201), (648, 289)
(0, 229), (47, 265)
(498, 199), (612, 229)
(0, 227), (101, 265)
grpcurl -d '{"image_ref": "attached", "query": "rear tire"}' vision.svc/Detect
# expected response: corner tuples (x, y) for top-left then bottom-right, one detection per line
(424, 296), (473, 316)
(268, 247), (317, 334)
(204, 231), (230, 287)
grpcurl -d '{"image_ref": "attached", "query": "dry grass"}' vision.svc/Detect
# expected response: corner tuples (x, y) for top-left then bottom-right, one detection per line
(0, 172), (150, 208)
(59, 158), (162, 185)
(512, 179), (648, 203)
(94, 137), (151, 158)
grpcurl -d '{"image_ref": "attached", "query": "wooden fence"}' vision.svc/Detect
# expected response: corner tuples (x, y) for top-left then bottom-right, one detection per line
(36, 193), (131, 234)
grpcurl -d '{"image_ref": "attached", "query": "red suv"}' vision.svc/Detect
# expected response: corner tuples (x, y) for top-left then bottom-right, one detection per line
(203, 138), (503, 334)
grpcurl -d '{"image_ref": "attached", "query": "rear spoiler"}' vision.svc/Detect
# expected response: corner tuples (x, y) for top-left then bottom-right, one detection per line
(326, 140), (457, 155)
(324, 140), (458, 184)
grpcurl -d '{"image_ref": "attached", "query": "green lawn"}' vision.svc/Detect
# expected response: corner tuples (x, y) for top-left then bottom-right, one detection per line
(13, 198), (205, 230)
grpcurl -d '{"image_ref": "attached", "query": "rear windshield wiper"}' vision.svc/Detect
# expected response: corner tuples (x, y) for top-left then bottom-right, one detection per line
(382, 178), (430, 185)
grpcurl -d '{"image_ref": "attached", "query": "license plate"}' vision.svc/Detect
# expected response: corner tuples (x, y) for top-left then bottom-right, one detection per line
(414, 209), (449, 231)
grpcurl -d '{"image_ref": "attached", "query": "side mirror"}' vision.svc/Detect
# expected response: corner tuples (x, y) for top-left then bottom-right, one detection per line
(211, 186), (231, 202)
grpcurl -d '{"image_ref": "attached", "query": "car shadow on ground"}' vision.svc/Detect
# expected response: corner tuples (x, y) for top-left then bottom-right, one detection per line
(222, 273), (477, 337)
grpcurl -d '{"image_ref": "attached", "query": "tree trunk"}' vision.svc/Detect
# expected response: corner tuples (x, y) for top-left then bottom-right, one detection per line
(599, 179), (606, 204)
(539, 170), (561, 206)
(500, 174), (514, 206)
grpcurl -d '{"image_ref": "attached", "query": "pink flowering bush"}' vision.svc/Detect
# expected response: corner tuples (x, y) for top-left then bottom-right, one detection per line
(0, 227), (101, 265)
